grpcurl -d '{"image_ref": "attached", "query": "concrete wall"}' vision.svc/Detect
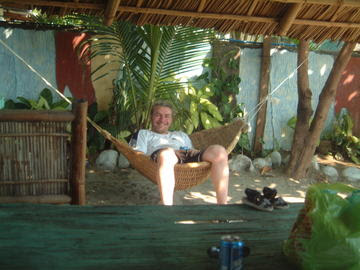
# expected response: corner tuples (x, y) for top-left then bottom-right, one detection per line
(239, 47), (335, 151)
(0, 27), (56, 101)
(335, 56), (360, 137)
(90, 34), (121, 111)
(0, 27), (117, 110)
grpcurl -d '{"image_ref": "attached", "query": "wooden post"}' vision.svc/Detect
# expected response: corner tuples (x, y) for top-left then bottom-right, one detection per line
(70, 99), (88, 205)
(253, 37), (271, 154)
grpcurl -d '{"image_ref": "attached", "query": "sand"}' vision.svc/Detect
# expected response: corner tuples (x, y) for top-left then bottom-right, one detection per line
(85, 156), (360, 206)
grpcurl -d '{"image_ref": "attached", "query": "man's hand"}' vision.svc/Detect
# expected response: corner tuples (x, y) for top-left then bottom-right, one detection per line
(186, 149), (201, 157)
(175, 149), (200, 161)
(175, 149), (187, 160)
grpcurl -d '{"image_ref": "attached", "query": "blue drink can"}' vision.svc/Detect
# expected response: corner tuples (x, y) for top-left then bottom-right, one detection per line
(219, 235), (247, 270)
(230, 236), (245, 270)
(220, 235), (233, 270)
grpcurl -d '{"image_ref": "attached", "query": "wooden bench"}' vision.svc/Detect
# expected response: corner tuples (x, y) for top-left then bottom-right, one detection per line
(0, 203), (302, 269)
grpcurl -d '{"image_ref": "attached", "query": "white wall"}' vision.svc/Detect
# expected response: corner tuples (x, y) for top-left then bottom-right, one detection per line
(239, 47), (335, 151)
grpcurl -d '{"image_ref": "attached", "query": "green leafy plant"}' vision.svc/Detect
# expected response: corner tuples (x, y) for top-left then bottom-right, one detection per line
(321, 110), (360, 164)
(87, 102), (131, 155)
(187, 49), (251, 154)
(287, 116), (297, 130)
(3, 88), (71, 110)
(173, 83), (223, 134)
(199, 51), (242, 123)
(331, 111), (360, 164)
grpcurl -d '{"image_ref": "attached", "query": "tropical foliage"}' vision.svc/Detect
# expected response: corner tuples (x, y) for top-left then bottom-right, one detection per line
(329, 110), (360, 164)
(173, 83), (223, 134)
(76, 16), (215, 135)
(198, 52), (242, 123)
(3, 88), (71, 110)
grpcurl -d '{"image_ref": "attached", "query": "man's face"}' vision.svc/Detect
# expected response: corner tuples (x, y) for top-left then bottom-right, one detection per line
(151, 105), (173, 134)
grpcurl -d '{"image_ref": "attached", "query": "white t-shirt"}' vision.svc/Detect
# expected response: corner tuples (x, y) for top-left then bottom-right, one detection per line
(131, 129), (193, 155)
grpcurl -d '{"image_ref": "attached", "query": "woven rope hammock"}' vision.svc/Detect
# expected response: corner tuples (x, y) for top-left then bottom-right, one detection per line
(90, 118), (248, 190)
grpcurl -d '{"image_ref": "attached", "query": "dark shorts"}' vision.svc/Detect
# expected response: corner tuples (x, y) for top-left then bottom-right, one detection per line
(150, 148), (204, 164)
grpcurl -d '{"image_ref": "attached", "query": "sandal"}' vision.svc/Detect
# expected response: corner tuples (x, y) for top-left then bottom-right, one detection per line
(262, 187), (289, 209)
(242, 188), (273, 212)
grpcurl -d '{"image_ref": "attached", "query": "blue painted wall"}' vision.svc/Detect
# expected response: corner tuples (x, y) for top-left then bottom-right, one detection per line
(239, 47), (335, 151)
(0, 27), (56, 102)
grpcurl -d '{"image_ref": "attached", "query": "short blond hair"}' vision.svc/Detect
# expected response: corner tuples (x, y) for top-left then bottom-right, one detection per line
(151, 100), (174, 116)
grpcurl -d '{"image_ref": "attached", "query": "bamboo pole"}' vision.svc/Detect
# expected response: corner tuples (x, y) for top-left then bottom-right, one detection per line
(197, 0), (207, 12)
(0, 195), (71, 204)
(104, 0), (121, 26)
(247, 0), (259, 16)
(278, 3), (302, 36)
(116, 6), (360, 29)
(2, 0), (359, 9)
(270, 0), (360, 6)
(4, 0), (359, 36)
(0, 133), (70, 137)
(69, 99), (87, 205)
(0, 110), (75, 122)
(0, 0), (102, 9)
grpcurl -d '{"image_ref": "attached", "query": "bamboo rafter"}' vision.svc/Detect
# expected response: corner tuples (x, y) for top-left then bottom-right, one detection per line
(104, 0), (121, 26)
(0, 0), (360, 42)
(278, 3), (302, 36)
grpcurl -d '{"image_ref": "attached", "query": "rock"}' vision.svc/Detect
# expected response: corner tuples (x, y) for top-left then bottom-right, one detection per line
(342, 167), (360, 182)
(118, 153), (130, 169)
(253, 158), (271, 171)
(311, 156), (320, 171)
(229, 154), (254, 172)
(321, 165), (339, 182)
(282, 153), (290, 165)
(269, 151), (282, 168)
(95, 149), (119, 171)
(265, 156), (272, 168)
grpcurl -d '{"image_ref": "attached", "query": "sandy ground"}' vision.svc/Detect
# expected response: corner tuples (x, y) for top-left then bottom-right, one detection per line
(85, 156), (360, 206)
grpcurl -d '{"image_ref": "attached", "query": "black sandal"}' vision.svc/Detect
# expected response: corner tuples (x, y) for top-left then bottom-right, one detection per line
(262, 187), (289, 209)
(242, 188), (273, 212)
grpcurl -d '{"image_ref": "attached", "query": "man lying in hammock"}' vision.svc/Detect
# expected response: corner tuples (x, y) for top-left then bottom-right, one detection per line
(130, 100), (229, 206)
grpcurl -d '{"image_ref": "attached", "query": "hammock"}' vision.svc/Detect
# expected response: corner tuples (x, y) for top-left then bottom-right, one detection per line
(90, 118), (248, 190)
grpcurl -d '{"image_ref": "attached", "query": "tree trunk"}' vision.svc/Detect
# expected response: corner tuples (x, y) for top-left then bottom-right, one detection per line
(254, 37), (271, 154)
(286, 40), (313, 176)
(286, 42), (356, 179)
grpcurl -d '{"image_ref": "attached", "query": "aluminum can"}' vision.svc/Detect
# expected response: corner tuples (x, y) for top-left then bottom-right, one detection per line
(230, 236), (245, 270)
(219, 235), (245, 270)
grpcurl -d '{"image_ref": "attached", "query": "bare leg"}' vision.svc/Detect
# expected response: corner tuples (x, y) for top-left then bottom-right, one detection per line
(156, 148), (178, 205)
(201, 145), (229, 204)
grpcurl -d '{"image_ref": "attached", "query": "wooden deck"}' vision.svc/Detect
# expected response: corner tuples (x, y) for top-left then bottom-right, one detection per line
(0, 203), (303, 269)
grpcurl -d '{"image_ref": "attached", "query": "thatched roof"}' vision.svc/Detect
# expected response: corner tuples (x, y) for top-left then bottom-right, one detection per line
(1, 0), (360, 43)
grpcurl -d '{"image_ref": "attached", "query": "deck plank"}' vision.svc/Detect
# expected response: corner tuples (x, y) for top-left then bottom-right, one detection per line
(0, 203), (303, 269)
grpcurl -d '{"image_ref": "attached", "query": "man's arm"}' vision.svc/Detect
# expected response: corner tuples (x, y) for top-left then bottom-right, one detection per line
(131, 130), (148, 154)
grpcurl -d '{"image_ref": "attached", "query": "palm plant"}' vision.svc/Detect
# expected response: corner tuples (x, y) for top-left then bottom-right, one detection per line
(78, 16), (215, 133)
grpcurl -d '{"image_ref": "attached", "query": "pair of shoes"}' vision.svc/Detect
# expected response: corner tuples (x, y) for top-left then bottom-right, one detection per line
(262, 187), (289, 209)
(242, 188), (273, 212)
(242, 187), (289, 211)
